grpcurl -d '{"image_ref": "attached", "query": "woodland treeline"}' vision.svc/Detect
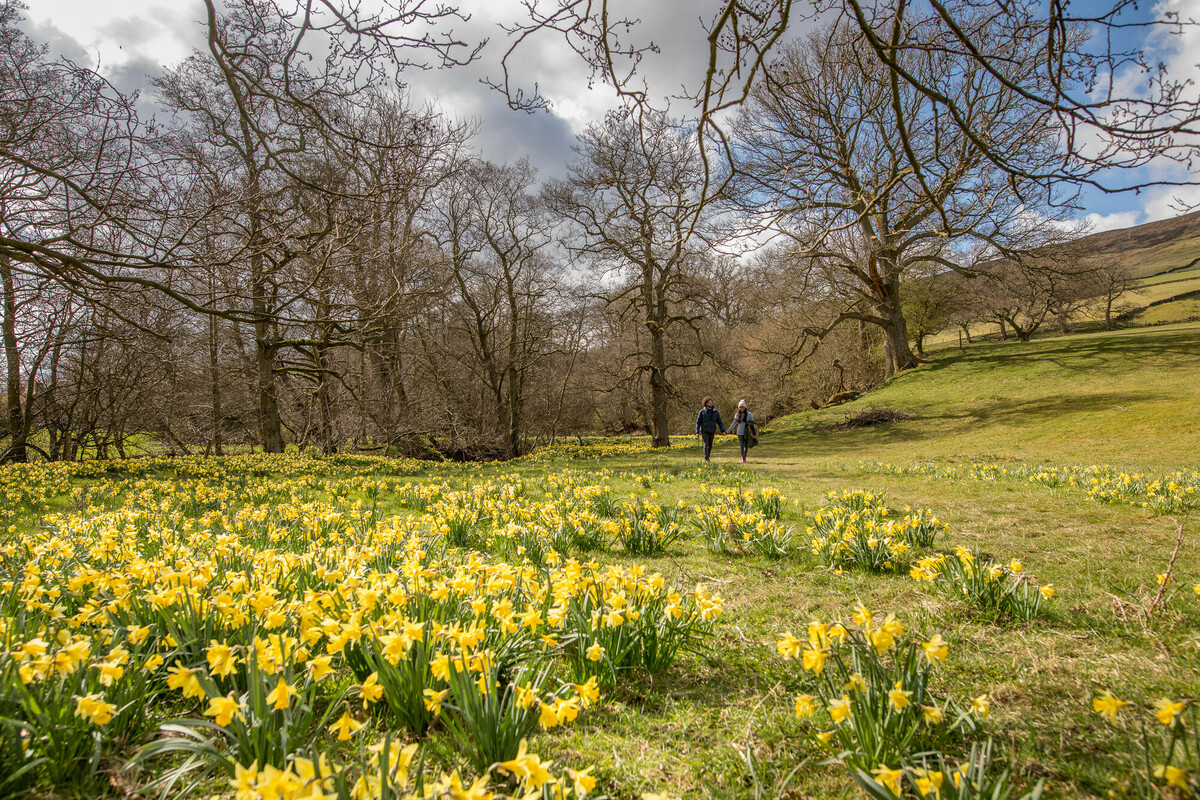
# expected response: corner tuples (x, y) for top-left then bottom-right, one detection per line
(0, 1), (1188, 462)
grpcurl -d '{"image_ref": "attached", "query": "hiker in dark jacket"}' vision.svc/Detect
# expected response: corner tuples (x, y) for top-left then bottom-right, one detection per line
(726, 399), (756, 464)
(694, 397), (725, 462)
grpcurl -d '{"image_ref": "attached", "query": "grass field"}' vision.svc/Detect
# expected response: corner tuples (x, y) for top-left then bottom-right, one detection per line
(1125, 275), (1200, 307)
(1133, 265), (1200, 288)
(2, 323), (1198, 800)
(1132, 298), (1200, 326)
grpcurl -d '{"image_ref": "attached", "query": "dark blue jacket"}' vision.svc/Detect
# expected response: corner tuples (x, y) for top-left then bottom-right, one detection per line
(696, 406), (724, 434)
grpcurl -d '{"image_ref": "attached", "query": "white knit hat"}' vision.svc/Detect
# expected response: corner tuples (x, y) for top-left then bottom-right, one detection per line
(738, 399), (746, 408)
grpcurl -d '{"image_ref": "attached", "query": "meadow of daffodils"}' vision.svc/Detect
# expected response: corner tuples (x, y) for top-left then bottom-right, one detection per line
(1, 441), (1197, 799)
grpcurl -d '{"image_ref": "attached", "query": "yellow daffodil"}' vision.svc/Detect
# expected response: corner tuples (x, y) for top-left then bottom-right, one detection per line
(921, 634), (948, 664)
(74, 693), (116, 725)
(574, 676), (601, 707)
(206, 642), (238, 679)
(358, 672), (383, 706)
(307, 654), (334, 682)
(776, 633), (803, 660)
(499, 739), (554, 789)
(913, 767), (944, 796)
(888, 681), (913, 711)
(166, 663), (205, 700)
(871, 764), (904, 794)
(852, 603), (873, 629)
(1154, 698), (1185, 726)
(266, 676), (296, 710)
(1153, 764), (1188, 789)
(1092, 690), (1127, 723)
(801, 647), (828, 674)
(329, 709), (364, 741)
(204, 694), (244, 727)
(828, 695), (852, 724)
(568, 767), (596, 796)
(538, 701), (562, 729)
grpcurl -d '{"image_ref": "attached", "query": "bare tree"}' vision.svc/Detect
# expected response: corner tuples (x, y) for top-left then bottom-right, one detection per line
(1091, 262), (1140, 330)
(432, 158), (560, 457)
(495, 1), (1200, 205)
(547, 110), (718, 447)
(901, 261), (965, 356)
(732, 21), (1070, 376)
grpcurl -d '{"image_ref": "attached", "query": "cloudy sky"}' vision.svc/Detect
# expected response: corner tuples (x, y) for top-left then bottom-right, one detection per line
(22, 0), (722, 178)
(22, 0), (1199, 234)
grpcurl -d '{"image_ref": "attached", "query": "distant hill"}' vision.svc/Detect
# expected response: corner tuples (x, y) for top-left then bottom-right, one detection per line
(1071, 209), (1200, 279)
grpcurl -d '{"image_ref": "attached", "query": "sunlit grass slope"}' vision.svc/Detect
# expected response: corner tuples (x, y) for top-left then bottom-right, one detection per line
(767, 321), (1200, 469)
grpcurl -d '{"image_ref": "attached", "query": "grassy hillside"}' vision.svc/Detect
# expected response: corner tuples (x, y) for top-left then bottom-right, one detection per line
(770, 321), (1200, 469)
(1071, 209), (1200, 279)
(925, 213), (1200, 347)
(2, 323), (1198, 800)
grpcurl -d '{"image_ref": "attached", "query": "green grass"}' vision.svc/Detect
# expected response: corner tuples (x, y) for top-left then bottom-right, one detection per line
(1132, 265), (1200, 288)
(775, 322), (1200, 468)
(1130, 297), (1200, 326)
(1125, 274), (1200, 306)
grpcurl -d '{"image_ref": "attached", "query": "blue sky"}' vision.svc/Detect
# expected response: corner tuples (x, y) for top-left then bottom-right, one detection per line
(1068, 0), (1200, 230)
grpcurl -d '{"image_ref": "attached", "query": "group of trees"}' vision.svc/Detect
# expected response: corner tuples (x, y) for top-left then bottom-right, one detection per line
(2, 0), (1194, 462)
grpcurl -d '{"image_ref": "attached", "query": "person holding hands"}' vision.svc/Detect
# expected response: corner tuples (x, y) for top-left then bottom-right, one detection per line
(726, 399), (757, 464)
(694, 397), (724, 463)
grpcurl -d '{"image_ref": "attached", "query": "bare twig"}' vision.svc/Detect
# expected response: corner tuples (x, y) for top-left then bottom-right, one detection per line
(1148, 519), (1187, 616)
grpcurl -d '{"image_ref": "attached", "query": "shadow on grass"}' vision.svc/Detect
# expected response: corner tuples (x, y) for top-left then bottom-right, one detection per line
(760, 388), (1152, 461)
(919, 326), (1200, 375)
(605, 643), (798, 718)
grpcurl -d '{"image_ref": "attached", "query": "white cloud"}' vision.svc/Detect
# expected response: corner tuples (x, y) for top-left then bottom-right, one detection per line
(26, 0), (198, 70)
(1080, 210), (1142, 233)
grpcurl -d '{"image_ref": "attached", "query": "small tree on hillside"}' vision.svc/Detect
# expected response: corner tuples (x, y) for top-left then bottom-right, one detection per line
(1091, 262), (1140, 329)
(901, 263), (965, 356)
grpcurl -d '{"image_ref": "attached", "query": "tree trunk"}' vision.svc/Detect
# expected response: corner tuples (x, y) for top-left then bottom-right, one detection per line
(208, 308), (224, 456)
(1, 257), (25, 463)
(256, 331), (284, 452)
(879, 272), (917, 378)
(240, 114), (283, 454)
(960, 324), (972, 344)
(315, 344), (336, 455)
(506, 364), (521, 457)
(249, 219), (283, 453)
(647, 275), (671, 448)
